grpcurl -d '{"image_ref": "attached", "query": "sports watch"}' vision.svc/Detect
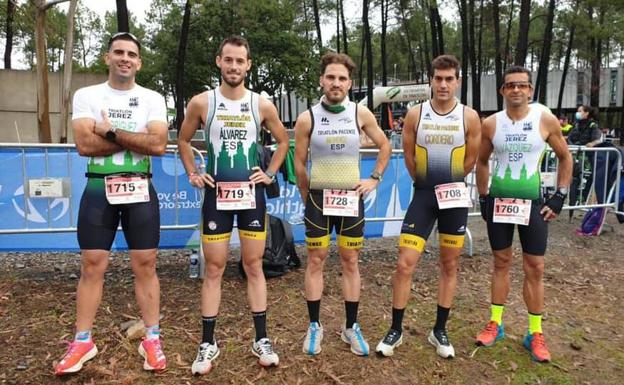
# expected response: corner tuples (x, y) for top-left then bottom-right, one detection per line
(370, 171), (383, 182)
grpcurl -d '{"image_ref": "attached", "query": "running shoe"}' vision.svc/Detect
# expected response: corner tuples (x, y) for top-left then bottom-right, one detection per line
(191, 341), (220, 375)
(428, 329), (455, 358)
(375, 329), (403, 357)
(54, 341), (98, 376)
(523, 332), (551, 362)
(475, 321), (505, 347)
(302, 322), (323, 355)
(340, 323), (370, 356)
(138, 338), (167, 371)
(252, 338), (279, 367)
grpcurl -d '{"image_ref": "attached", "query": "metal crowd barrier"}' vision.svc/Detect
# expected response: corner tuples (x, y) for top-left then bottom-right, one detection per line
(0, 143), (621, 256)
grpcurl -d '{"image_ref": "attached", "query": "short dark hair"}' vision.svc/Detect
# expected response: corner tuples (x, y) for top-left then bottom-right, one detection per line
(431, 55), (461, 78)
(320, 52), (356, 77)
(503, 65), (532, 84)
(218, 35), (251, 59)
(107, 32), (141, 53)
(580, 105), (598, 120)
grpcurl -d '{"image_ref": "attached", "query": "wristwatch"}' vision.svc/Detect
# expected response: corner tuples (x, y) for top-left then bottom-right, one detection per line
(370, 171), (383, 182)
(105, 126), (117, 142)
(265, 170), (276, 183)
(556, 187), (568, 196)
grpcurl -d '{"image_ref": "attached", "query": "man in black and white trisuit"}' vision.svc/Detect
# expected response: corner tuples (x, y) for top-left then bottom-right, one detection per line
(295, 53), (391, 356)
(377, 55), (481, 359)
(178, 35), (289, 375)
(474, 66), (572, 363)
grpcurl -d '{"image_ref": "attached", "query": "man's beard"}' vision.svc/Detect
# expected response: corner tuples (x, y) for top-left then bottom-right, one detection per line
(324, 91), (346, 104)
(222, 71), (245, 88)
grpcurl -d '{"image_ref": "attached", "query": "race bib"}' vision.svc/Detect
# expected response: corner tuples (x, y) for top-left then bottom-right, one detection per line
(216, 182), (256, 210)
(322, 189), (359, 217)
(493, 198), (532, 225)
(104, 175), (150, 205)
(434, 182), (472, 209)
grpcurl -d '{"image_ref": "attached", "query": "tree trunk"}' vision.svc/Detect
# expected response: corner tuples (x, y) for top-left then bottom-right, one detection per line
(340, 0), (348, 55)
(363, 0), (373, 111)
(116, 0), (129, 32)
(35, 1), (52, 143)
(398, 0), (416, 81)
(492, 0), (503, 109)
(457, 0), (468, 104)
(336, 1), (340, 52)
(534, 0), (555, 104)
(590, 7), (604, 107)
(60, 0), (77, 143)
(474, 0), (484, 112)
(503, 0), (515, 68)
(514, 0), (530, 66)
(380, 0), (389, 130)
(4, 0), (16, 69)
(469, 0), (479, 111)
(428, 1), (439, 57)
(432, 1), (444, 54)
(175, 0), (191, 131)
(312, 0), (322, 53)
(557, 21), (578, 115)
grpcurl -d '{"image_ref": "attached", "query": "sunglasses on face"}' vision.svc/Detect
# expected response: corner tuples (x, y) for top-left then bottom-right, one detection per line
(502, 82), (531, 90)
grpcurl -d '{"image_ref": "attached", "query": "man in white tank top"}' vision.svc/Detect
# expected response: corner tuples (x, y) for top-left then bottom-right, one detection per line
(475, 66), (572, 362)
(178, 36), (289, 374)
(294, 53), (390, 356)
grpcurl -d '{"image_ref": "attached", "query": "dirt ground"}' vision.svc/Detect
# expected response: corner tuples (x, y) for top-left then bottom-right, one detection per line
(1, 214), (623, 385)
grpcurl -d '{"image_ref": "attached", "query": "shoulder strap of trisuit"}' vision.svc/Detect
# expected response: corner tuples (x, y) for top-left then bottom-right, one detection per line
(251, 91), (262, 142)
(205, 89), (217, 130)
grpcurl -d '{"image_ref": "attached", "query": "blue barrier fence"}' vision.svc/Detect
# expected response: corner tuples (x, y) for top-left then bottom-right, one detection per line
(0, 145), (413, 251)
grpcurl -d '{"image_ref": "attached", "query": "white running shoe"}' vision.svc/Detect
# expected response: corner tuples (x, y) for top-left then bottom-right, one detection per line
(375, 329), (403, 357)
(340, 323), (370, 356)
(191, 341), (220, 375)
(252, 338), (279, 367)
(428, 329), (455, 358)
(302, 322), (323, 355)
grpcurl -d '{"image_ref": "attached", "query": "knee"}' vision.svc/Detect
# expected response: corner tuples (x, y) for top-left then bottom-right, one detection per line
(242, 256), (264, 280)
(396, 253), (418, 277)
(306, 252), (327, 272)
(80, 258), (108, 279)
(523, 257), (544, 279)
(204, 259), (226, 280)
(340, 252), (359, 274)
(493, 253), (513, 271)
(439, 257), (459, 277)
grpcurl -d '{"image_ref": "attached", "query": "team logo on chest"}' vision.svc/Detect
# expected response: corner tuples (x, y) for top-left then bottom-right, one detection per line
(240, 102), (250, 113)
(523, 121), (533, 131)
(129, 97), (138, 107)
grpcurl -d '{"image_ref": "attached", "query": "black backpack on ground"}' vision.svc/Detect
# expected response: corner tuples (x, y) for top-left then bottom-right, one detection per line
(238, 215), (300, 279)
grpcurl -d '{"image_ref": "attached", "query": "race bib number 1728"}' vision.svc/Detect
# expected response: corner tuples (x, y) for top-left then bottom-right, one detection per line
(322, 189), (359, 217)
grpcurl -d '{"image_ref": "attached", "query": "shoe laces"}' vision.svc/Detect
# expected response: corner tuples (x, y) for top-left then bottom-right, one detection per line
(384, 329), (400, 344)
(145, 339), (165, 361)
(256, 339), (274, 356)
(198, 343), (217, 361)
(485, 321), (499, 333)
(435, 330), (449, 345)
(532, 333), (547, 349)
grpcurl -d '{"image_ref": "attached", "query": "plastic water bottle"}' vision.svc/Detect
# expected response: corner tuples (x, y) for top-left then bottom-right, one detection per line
(189, 250), (199, 278)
